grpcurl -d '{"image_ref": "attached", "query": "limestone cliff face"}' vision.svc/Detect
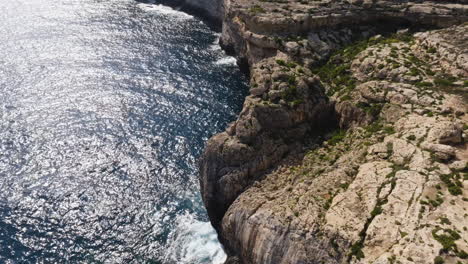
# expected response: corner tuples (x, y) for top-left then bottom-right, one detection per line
(194, 0), (468, 263)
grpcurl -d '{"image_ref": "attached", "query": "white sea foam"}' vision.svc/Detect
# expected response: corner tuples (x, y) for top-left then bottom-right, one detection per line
(215, 56), (237, 66)
(211, 34), (238, 66)
(209, 43), (222, 51)
(137, 3), (194, 20)
(164, 213), (227, 264)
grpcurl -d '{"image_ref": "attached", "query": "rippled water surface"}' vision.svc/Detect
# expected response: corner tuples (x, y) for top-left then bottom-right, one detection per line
(0, 0), (248, 263)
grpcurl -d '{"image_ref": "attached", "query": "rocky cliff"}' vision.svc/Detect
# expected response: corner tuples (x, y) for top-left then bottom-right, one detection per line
(194, 0), (468, 263)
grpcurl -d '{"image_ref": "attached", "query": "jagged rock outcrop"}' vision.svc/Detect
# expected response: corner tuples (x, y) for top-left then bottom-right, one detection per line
(199, 56), (336, 226)
(195, 0), (468, 263)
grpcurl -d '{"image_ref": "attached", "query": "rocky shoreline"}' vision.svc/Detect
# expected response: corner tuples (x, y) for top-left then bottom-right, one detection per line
(177, 0), (468, 263)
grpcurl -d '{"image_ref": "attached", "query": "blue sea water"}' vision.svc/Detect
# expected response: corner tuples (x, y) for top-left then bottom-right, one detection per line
(0, 0), (248, 263)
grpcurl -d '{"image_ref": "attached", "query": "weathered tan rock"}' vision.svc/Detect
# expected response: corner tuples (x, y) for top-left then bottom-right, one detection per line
(194, 0), (468, 262)
(414, 25), (468, 78)
(325, 161), (393, 241)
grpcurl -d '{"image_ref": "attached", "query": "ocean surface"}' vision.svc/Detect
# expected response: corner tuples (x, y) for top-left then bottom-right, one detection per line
(0, 0), (248, 263)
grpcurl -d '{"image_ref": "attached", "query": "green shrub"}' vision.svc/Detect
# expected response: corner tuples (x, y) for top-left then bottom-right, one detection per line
(440, 174), (463, 196)
(434, 256), (444, 264)
(349, 242), (364, 259)
(287, 75), (296, 85)
(408, 67), (420, 76)
(313, 33), (413, 98)
(370, 205), (383, 217)
(457, 250), (468, 259)
(383, 126), (395, 134)
(290, 99), (304, 107)
(365, 122), (383, 133)
(276, 59), (286, 66)
(386, 142), (394, 156)
(250, 5), (266, 14)
(281, 85), (298, 102)
(328, 130), (346, 146)
(429, 197), (443, 207)
(340, 94), (352, 101)
(286, 61), (297, 68)
(432, 228), (460, 252)
(415, 81), (433, 88)
(356, 102), (383, 118)
(448, 185), (462, 195)
(434, 77), (455, 87)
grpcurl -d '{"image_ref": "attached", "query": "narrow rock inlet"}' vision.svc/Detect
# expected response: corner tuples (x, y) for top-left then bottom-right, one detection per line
(186, 0), (468, 263)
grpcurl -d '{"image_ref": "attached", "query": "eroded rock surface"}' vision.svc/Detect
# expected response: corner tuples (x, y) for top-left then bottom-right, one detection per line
(196, 0), (468, 263)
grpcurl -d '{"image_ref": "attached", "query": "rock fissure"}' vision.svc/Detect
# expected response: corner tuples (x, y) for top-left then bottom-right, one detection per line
(347, 168), (401, 261)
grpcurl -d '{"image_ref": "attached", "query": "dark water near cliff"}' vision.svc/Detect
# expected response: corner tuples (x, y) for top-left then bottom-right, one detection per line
(0, 0), (248, 263)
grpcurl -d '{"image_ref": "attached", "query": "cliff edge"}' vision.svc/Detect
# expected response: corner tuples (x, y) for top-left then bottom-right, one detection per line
(195, 0), (468, 263)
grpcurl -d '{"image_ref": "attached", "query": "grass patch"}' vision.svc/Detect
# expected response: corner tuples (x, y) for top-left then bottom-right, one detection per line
(276, 59), (287, 66)
(434, 78), (455, 87)
(312, 33), (414, 97)
(249, 5), (265, 14)
(439, 174), (463, 196)
(415, 81), (433, 88)
(434, 256), (444, 264)
(356, 102), (383, 118)
(349, 241), (365, 259)
(432, 227), (460, 253)
(281, 85), (298, 102)
(328, 129), (346, 146)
